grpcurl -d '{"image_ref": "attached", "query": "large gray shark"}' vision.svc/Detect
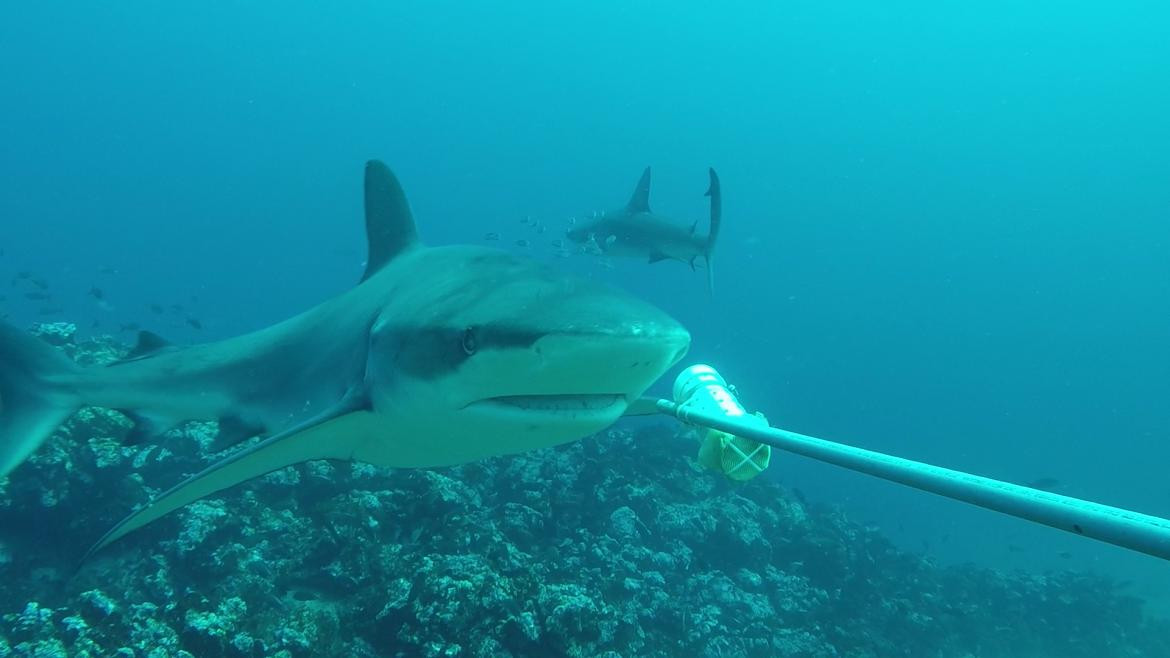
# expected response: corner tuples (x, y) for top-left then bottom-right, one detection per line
(566, 167), (721, 291)
(0, 160), (690, 556)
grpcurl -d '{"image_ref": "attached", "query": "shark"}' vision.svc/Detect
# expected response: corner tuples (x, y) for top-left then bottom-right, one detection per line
(0, 160), (691, 557)
(566, 167), (721, 291)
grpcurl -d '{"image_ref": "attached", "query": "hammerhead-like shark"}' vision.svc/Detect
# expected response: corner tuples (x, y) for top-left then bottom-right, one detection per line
(566, 167), (721, 291)
(0, 160), (691, 557)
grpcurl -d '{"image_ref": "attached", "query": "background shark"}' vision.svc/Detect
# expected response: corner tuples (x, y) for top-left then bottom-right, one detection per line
(566, 167), (721, 291)
(0, 160), (691, 556)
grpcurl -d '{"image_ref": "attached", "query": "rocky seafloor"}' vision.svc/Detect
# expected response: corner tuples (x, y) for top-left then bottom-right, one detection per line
(0, 323), (1167, 658)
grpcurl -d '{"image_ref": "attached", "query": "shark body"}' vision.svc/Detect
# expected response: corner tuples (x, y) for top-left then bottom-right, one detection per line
(0, 160), (690, 556)
(566, 167), (721, 291)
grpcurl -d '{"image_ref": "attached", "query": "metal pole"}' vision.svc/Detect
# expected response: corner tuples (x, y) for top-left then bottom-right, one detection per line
(657, 398), (1170, 562)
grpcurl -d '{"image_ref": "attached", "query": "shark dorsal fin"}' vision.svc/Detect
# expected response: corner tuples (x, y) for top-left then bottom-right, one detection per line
(131, 330), (171, 357)
(123, 330), (172, 361)
(362, 160), (419, 282)
(626, 166), (652, 213)
(108, 330), (176, 367)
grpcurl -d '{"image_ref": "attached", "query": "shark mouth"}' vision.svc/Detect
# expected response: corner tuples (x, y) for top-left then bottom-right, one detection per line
(472, 394), (626, 413)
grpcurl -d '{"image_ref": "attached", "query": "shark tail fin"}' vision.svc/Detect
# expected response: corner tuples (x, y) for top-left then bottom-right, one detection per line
(703, 168), (721, 295)
(705, 252), (715, 295)
(0, 323), (82, 477)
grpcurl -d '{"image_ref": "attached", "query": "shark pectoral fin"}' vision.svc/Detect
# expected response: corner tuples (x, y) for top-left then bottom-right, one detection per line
(84, 407), (377, 560)
(648, 252), (670, 264)
(626, 166), (652, 213)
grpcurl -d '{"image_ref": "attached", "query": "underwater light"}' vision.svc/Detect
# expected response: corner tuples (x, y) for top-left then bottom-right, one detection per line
(672, 364), (771, 482)
(631, 364), (1170, 562)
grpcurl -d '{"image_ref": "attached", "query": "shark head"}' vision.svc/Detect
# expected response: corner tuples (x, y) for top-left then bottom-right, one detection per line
(362, 244), (690, 465)
(339, 160), (691, 466)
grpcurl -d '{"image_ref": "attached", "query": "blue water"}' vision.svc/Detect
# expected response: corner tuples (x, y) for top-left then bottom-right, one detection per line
(3, 0), (1169, 610)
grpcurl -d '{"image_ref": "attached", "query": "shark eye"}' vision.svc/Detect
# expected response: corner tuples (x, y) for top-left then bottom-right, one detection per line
(461, 326), (478, 355)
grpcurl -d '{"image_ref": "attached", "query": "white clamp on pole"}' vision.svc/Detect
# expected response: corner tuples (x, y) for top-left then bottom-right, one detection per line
(672, 364), (771, 481)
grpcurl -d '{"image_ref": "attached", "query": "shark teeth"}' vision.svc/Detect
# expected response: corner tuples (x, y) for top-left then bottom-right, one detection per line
(478, 394), (624, 412)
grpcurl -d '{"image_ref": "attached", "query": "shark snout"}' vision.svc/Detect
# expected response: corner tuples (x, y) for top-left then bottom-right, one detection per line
(530, 321), (690, 400)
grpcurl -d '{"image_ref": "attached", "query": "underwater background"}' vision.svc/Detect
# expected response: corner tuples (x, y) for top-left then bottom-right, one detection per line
(1, 2), (1168, 656)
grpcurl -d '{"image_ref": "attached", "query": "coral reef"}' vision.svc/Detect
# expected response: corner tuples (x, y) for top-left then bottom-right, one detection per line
(0, 324), (1167, 657)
